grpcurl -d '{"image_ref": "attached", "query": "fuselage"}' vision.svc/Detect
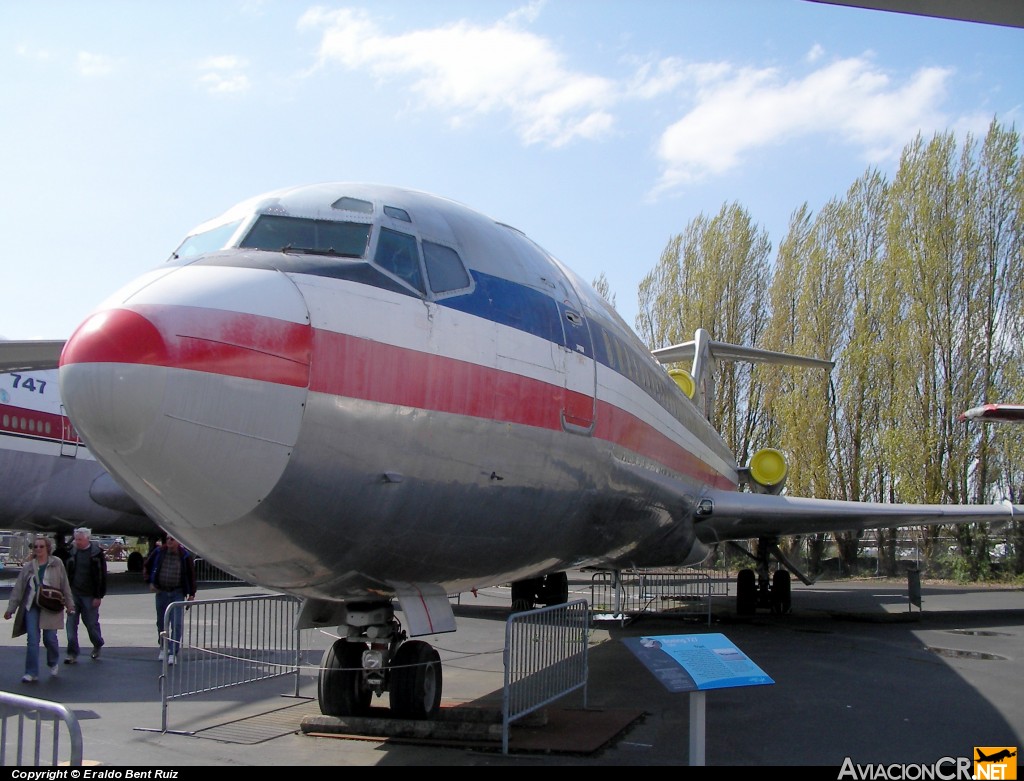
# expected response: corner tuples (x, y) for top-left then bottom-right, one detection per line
(0, 368), (154, 536)
(59, 183), (740, 601)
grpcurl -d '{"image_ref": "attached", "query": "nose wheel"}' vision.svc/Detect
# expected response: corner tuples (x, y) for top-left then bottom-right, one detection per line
(316, 601), (444, 720)
(318, 640), (372, 716)
(389, 640), (442, 719)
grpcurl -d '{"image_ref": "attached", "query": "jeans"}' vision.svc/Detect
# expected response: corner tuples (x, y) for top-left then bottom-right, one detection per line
(24, 606), (59, 677)
(66, 592), (104, 657)
(155, 589), (185, 655)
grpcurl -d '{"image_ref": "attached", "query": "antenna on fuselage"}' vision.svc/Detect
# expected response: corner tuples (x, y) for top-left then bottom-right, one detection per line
(651, 328), (835, 419)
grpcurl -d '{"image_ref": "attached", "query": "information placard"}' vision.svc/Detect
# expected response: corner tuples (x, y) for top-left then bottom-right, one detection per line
(623, 633), (774, 692)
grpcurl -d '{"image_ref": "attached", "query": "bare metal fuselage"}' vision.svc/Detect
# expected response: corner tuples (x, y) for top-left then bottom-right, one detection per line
(58, 184), (737, 602)
(0, 368), (154, 537)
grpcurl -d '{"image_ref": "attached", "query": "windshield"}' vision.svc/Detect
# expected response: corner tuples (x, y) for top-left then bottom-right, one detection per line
(239, 215), (371, 257)
(172, 220), (243, 259)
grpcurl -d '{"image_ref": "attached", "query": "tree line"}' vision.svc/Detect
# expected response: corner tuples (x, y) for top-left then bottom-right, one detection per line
(633, 118), (1023, 580)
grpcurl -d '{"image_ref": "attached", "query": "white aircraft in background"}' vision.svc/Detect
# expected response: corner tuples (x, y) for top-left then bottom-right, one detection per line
(5, 182), (1016, 720)
(960, 403), (1024, 423)
(0, 353), (162, 556)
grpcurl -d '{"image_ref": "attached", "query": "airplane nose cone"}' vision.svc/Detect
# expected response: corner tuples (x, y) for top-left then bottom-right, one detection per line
(60, 265), (312, 533)
(63, 307), (170, 366)
(60, 309), (170, 453)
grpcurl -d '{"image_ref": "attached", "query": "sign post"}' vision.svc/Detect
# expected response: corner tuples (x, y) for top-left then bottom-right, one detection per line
(623, 633), (773, 766)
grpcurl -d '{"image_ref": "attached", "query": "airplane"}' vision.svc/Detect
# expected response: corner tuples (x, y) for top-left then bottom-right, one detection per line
(7, 182), (1016, 721)
(977, 748), (1017, 762)
(959, 403), (1024, 423)
(0, 359), (163, 564)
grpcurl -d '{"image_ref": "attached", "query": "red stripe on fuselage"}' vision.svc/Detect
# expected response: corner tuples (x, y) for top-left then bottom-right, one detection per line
(309, 329), (564, 429)
(309, 329), (733, 489)
(61, 306), (311, 388)
(64, 305), (731, 488)
(0, 404), (80, 444)
(593, 401), (734, 490)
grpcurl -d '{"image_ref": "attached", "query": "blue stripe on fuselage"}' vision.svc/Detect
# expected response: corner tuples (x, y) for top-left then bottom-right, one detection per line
(186, 252), (695, 427)
(442, 272), (567, 348)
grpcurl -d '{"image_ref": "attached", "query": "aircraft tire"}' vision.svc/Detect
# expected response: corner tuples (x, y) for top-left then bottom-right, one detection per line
(737, 569), (756, 615)
(318, 640), (371, 717)
(770, 570), (792, 614)
(389, 640), (442, 720)
(126, 551), (144, 573)
(541, 571), (569, 605)
(511, 578), (542, 611)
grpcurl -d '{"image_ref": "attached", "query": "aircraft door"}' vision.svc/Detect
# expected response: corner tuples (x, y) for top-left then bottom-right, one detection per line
(59, 405), (80, 458)
(556, 299), (596, 434)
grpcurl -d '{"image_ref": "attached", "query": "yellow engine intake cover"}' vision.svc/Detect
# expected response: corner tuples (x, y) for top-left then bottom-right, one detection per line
(749, 448), (787, 489)
(668, 369), (695, 399)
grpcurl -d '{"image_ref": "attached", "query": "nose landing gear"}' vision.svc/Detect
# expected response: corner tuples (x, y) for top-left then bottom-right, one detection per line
(317, 600), (443, 720)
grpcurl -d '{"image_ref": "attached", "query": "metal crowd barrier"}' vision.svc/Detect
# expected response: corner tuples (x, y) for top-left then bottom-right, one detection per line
(502, 599), (589, 754)
(193, 557), (245, 583)
(0, 690), (83, 766)
(145, 593), (304, 734)
(589, 568), (727, 625)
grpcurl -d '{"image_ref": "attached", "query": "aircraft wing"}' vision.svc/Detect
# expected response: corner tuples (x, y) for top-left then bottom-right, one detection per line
(0, 340), (65, 372)
(695, 489), (1020, 545)
(959, 403), (1024, 423)
(808, 1), (1024, 30)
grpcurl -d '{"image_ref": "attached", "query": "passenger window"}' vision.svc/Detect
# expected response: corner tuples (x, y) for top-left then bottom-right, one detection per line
(374, 228), (425, 293)
(423, 241), (470, 294)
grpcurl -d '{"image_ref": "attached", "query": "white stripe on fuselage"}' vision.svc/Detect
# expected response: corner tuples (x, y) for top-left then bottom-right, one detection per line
(113, 264), (734, 483)
(595, 360), (736, 479)
(295, 272), (735, 481)
(0, 428), (92, 458)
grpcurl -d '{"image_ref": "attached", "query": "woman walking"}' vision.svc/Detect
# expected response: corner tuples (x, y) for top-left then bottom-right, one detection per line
(4, 536), (75, 682)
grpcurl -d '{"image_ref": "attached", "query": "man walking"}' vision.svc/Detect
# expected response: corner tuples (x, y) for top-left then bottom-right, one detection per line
(65, 527), (107, 663)
(146, 535), (196, 665)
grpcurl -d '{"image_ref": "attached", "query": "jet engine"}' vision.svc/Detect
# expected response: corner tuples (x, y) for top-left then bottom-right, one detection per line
(745, 448), (788, 495)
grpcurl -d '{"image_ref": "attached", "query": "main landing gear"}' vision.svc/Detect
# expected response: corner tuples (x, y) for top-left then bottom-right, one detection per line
(731, 536), (814, 616)
(510, 571), (570, 611)
(317, 600), (442, 720)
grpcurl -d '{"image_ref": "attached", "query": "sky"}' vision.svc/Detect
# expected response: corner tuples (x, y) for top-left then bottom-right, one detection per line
(0, 0), (1021, 341)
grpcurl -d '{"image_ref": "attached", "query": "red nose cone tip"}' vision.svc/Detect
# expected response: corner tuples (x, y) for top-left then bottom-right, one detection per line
(61, 309), (168, 368)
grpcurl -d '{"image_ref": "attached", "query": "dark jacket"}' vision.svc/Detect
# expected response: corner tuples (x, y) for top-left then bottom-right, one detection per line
(65, 542), (108, 599)
(146, 547), (197, 598)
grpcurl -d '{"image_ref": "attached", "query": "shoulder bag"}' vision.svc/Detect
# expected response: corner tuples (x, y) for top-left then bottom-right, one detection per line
(36, 583), (65, 613)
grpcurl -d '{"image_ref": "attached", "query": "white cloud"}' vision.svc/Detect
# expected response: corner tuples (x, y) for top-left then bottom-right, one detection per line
(76, 51), (117, 77)
(502, 0), (546, 26)
(652, 54), (953, 195)
(627, 57), (689, 100)
(196, 55), (251, 94)
(294, 8), (968, 193)
(298, 7), (617, 148)
(15, 44), (53, 62)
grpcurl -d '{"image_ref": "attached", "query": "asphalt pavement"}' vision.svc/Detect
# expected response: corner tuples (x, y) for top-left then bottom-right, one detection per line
(0, 563), (1021, 768)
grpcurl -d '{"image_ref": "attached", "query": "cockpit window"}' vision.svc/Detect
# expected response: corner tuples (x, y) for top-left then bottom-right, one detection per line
(331, 196), (373, 214)
(383, 205), (411, 222)
(173, 220), (243, 259)
(423, 241), (471, 294)
(239, 215), (371, 257)
(373, 228), (424, 293)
